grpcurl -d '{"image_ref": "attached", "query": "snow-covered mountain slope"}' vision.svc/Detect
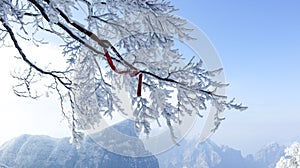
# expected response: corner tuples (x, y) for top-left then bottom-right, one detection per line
(0, 134), (159, 168)
(0, 120), (159, 168)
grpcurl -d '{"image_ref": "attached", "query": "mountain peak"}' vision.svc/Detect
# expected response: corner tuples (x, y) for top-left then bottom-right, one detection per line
(0, 133), (159, 168)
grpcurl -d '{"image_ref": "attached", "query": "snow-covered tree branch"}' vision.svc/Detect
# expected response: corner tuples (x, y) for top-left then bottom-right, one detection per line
(0, 0), (247, 143)
(276, 142), (300, 168)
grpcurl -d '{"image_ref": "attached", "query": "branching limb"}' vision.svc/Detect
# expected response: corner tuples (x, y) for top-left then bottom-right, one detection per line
(1, 18), (72, 90)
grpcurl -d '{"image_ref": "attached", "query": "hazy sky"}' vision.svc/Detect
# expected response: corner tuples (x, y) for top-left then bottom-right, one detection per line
(0, 0), (300, 156)
(0, 45), (70, 145)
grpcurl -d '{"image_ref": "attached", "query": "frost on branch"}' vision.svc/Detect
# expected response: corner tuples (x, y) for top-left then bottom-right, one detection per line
(276, 142), (300, 168)
(0, 0), (247, 144)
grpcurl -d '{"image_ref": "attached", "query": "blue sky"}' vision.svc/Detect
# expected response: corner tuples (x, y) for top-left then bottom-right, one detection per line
(173, 0), (300, 154)
(0, 0), (299, 156)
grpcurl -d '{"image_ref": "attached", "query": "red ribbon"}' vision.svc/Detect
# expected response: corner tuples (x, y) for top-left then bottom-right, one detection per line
(105, 51), (117, 72)
(137, 73), (142, 97)
(105, 51), (142, 97)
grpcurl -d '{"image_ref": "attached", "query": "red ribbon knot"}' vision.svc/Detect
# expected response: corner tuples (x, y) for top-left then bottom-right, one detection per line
(104, 51), (143, 97)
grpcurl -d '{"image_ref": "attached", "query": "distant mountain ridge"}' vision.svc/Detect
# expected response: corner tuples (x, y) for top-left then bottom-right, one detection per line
(0, 135), (285, 168)
(157, 139), (285, 168)
(0, 118), (285, 168)
(253, 142), (285, 168)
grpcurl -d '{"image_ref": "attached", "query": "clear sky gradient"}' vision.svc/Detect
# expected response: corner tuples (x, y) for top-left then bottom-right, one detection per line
(0, 1), (300, 155)
(173, 0), (300, 154)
